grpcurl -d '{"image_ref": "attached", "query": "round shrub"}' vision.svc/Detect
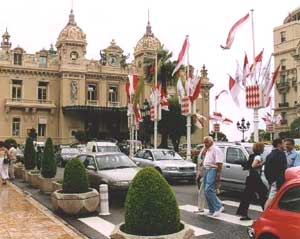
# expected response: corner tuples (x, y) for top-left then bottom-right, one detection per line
(4, 138), (17, 148)
(41, 138), (56, 178)
(62, 158), (89, 194)
(24, 137), (36, 170)
(124, 167), (181, 236)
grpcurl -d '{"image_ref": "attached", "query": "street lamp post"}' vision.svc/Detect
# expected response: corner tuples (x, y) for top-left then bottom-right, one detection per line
(236, 118), (250, 142)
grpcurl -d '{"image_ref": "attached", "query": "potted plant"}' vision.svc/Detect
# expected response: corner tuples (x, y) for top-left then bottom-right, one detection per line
(39, 138), (56, 194)
(110, 167), (194, 239)
(23, 137), (36, 182)
(52, 179), (63, 191)
(28, 169), (40, 188)
(13, 162), (24, 179)
(51, 158), (99, 215)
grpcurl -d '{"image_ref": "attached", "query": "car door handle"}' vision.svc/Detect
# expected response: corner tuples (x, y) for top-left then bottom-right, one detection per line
(225, 165), (231, 168)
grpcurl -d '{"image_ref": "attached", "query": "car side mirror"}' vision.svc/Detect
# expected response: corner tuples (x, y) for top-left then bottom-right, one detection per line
(87, 165), (96, 171)
(147, 157), (153, 161)
(135, 161), (141, 166)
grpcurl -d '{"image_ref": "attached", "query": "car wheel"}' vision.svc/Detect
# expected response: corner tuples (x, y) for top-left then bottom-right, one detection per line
(259, 233), (279, 239)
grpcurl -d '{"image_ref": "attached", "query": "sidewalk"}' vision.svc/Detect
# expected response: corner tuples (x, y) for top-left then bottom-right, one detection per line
(0, 182), (84, 239)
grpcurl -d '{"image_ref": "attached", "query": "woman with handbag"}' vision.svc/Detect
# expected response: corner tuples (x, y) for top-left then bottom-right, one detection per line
(0, 141), (9, 184)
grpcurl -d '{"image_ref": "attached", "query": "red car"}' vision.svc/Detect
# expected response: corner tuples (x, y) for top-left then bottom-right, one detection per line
(248, 166), (300, 239)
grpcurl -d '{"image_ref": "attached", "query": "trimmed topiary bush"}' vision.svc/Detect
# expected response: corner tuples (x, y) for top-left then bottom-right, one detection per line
(41, 138), (56, 178)
(24, 137), (36, 170)
(62, 158), (89, 194)
(124, 167), (181, 236)
(4, 138), (17, 148)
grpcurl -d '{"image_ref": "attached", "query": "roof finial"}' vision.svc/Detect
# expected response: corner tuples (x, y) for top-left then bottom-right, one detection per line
(68, 8), (76, 25)
(145, 9), (153, 36)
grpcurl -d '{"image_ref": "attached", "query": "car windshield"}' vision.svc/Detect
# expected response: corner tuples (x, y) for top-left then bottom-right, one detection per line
(153, 150), (182, 160)
(62, 148), (79, 154)
(97, 146), (120, 152)
(96, 154), (136, 170)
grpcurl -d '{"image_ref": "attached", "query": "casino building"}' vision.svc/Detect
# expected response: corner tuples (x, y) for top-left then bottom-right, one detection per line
(0, 10), (212, 144)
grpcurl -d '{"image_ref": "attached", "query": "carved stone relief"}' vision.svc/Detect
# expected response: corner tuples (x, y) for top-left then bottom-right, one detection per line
(70, 80), (78, 102)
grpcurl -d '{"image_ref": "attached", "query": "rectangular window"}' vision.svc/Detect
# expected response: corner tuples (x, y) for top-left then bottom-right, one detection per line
(281, 59), (286, 71)
(14, 53), (22, 65)
(38, 123), (46, 137)
(38, 81), (48, 102)
(12, 118), (21, 137)
(280, 31), (286, 43)
(282, 93), (287, 103)
(108, 86), (118, 102)
(39, 56), (47, 67)
(87, 84), (97, 101)
(12, 80), (22, 101)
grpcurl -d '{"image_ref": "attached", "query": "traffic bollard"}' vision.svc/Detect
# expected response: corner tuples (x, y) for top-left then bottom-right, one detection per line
(99, 184), (110, 216)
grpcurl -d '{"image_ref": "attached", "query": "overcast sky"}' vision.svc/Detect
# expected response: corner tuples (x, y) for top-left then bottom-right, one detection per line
(1, 0), (299, 141)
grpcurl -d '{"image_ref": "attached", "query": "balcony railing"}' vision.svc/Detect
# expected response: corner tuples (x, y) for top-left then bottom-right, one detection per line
(5, 98), (56, 109)
(107, 101), (120, 107)
(86, 100), (98, 106)
(276, 81), (290, 91)
(278, 102), (289, 108)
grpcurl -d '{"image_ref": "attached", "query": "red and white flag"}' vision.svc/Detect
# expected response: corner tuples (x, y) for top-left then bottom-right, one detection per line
(212, 112), (223, 121)
(172, 36), (189, 76)
(158, 84), (169, 111)
(235, 61), (243, 84)
(275, 114), (283, 124)
(249, 49), (264, 82)
(264, 65), (280, 100)
(229, 74), (241, 107)
(215, 90), (228, 100)
(125, 74), (139, 97)
(220, 13), (250, 50)
(242, 53), (250, 86)
(133, 104), (142, 123)
(189, 77), (202, 102)
(193, 114), (207, 129)
(177, 78), (185, 103)
(222, 117), (233, 125)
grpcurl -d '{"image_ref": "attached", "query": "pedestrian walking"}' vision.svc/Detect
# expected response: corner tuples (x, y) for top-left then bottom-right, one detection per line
(202, 136), (224, 217)
(0, 141), (9, 184)
(284, 138), (300, 167)
(236, 142), (268, 220)
(264, 138), (287, 209)
(8, 143), (17, 179)
(194, 148), (206, 213)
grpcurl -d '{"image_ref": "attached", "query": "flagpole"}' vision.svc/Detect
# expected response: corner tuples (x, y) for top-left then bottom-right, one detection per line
(251, 9), (259, 143)
(154, 52), (158, 149)
(129, 96), (134, 158)
(186, 35), (191, 160)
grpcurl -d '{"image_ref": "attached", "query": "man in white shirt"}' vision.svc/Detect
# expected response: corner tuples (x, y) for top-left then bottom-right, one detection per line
(202, 136), (224, 217)
(8, 144), (17, 179)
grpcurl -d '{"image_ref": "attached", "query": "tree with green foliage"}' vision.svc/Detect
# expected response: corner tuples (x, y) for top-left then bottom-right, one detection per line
(209, 131), (229, 142)
(41, 138), (56, 178)
(124, 167), (181, 236)
(24, 137), (36, 170)
(290, 118), (300, 138)
(62, 158), (89, 193)
(249, 129), (271, 142)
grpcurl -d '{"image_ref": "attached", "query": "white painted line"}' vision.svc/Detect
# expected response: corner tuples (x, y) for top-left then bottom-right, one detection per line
(180, 205), (253, 227)
(187, 224), (212, 236)
(79, 216), (114, 238)
(222, 200), (263, 212)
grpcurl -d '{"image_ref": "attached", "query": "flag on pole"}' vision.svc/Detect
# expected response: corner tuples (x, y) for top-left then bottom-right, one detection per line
(249, 49), (264, 82)
(212, 112), (223, 121)
(235, 61), (243, 84)
(176, 78), (185, 103)
(125, 74), (139, 97)
(215, 90), (228, 100)
(192, 114), (207, 129)
(242, 53), (250, 86)
(264, 65), (280, 103)
(189, 77), (202, 102)
(222, 117), (233, 125)
(275, 114), (283, 124)
(229, 74), (241, 107)
(172, 36), (189, 76)
(220, 13), (250, 50)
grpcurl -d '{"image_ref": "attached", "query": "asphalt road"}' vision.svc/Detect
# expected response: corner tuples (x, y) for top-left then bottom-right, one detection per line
(13, 168), (261, 239)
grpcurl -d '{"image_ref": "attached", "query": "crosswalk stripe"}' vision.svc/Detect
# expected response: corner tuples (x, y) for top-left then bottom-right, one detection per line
(222, 200), (263, 212)
(79, 216), (115, 238)
(79, 216), (212, 237)
(179, 204), (253, 227)
(187, 224), (212, 236)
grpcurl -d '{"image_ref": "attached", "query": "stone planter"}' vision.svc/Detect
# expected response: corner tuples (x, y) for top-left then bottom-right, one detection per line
(21, 168), (26, 181)
(13, 164), (24, 179)
(52, 181), (62, 191)
(39, 175), (55, 194)
(51, 188), (99, 215)
(24, 170), (30, 183)
(28, 171), (40, 188)
(110, 222), (194, 239)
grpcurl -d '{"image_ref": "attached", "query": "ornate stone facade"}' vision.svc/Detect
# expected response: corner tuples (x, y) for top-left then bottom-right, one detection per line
(0, 10), (212, 145)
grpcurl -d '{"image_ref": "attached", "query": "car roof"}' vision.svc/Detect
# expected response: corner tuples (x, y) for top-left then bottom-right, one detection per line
(88, 141), (117, 146)
(142, 148), (176, 152)
(86, 152), (125, 156)
(285, 166), (300, 181)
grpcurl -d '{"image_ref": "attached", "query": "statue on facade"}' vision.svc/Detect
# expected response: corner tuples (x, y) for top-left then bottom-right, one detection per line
(120, 53), (130, 69)
(70, 80), (78, 102)
(99, 50), (107, 65)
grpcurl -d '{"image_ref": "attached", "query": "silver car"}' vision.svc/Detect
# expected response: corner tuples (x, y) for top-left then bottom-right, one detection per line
(199, 142), (272, 192)
(83, 152), (140, 191)
(132, 149), (196, 183)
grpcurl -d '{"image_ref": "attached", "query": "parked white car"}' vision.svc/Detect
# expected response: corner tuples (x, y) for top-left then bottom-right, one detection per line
(86, 141), (120, 153)
(132, 149), (196, 183)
